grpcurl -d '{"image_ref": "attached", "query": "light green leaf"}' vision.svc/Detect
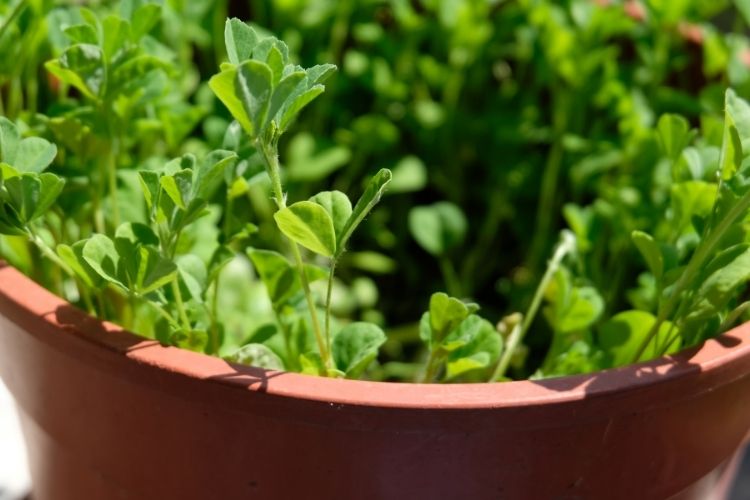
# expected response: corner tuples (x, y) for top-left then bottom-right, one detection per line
(57, 240), (104, 289)
(159, 169), (193, 210)
(719, 89), (750, 180)
(236, 60), (273, 135)
(101, 15), (131, 62)
(137, 246), (178, 294)
(227, 343), (285, 370)
(445, 316), (502, 380)
(138, 170), (160, 210)
(209, 67), (254, 136)
(247, 248), (298, 306)
(336, 168), (392, 256)
(14, 138), (57, 173)
(224, 18), (258, 65)
(332, 322), (386, 378)
(310, 191), (352, 241)
(0, 118), (19, 164)
(388, 156), (427, 193)
(408, 201), (467, 256)
(686, 245), (750, 322)
(33, 173), (65, 219)
(599, 311), (679, 367)
(427, 292), (474, 346)
(274, 201), (336, 257)
(45, 44), (104, 99)
(82, 234), (125, 288)
(632, 231), (663, 283)
(657, 114), (691, 160)
(177, 254), (207, 302)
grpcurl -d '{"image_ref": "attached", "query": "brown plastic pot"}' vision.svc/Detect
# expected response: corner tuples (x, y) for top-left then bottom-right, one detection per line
(1, 262), (750, 500)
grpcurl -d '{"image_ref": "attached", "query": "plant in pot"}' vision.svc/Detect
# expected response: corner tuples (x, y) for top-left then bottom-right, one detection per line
(2, 3), (750, 499)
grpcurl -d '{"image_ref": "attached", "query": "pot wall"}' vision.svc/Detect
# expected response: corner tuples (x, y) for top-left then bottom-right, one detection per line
(1, 264), (750, 499)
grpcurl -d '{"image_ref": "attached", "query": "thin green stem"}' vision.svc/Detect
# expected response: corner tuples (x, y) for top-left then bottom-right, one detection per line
(527, 89), (570, 273)
(718, 301), (750, 334)
(258, 140), (331, 370)
(171, 278), (191, 333)
(421, 349), (442, 383)
(107, 137), (121, 230)
(439, 256), (462, 298)
(492, 231), (576, 381)
(28, 231), (74, 277)
(0, 0), (26, 46)
(325, 260), (336, 356)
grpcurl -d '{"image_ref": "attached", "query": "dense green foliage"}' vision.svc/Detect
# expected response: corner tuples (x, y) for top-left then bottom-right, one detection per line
(3, 0), (750, 382)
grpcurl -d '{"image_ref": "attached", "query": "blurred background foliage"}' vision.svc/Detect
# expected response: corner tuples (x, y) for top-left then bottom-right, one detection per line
(2, 0), (750, 378)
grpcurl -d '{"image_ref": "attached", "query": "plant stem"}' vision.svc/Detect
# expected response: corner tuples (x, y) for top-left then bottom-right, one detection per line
(421, 349), (442, 383)
(27, 231), (74, 277)
(107, 137), (121, 230)
(491, 231), (576, 381)
(325, 260), (336, 356)
(258, 140), (331, 370)
(0, 0), (26, 46)
(439, 255), (462, 298)
(171, 279), (191, 333)
(527, 88), (570, 273)
(719, 301), (750, 334)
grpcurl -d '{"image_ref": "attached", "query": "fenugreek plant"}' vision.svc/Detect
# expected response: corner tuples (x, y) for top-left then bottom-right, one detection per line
(3, 5), (750, 384)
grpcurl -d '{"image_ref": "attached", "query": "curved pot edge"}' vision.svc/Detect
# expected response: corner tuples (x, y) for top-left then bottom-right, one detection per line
(2, 261), (750, 411)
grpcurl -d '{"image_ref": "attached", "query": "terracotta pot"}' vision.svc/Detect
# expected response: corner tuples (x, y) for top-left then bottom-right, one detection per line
(1, 261), (750, 500)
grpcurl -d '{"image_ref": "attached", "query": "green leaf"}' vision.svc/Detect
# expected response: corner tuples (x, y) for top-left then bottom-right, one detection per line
(224, 18), (258, 65)
(209, 67), (254, 137)
(82, 234), (125, 288)
(441, 314), (491, 352)
(426, 292), (474, 346)
(4, 174), (40, 224)
(193, 150), (237, 201)
(137, 246), (178, 294)
(332, 322), (386, 378)
(160, 169), (193, 210)
(236, 60), (274, 135)
(657, 114), (691, 160)
(33, 173), (65, 219)
(277, 85), (325, 133)
(719, 89), (750, 180)
(130, 3), (161, 40)
(14, 138), (57, 173)
(101, 15), (131, 62)
(247, 248), (299, 307)
(177, 254), (207, 302)
(267, 70), (306, 128)
(546, 285), (604, 334)
(57, 240), (104, 289)
(445, 316), (502, 380)
(45, 44), (104, 99)
(0, 118), (19, 164)
(336, 168), (392, 256)
(388, 156), (427, 193)
(227, 343), (285, 370)
(171, 329), (209, 353)
(63, 24), (99, 44)
(632, 231), (664, 284)
(599, 311), (679, 367)
(310, 191), (352, 242)
(408, 201), (467, 256)
(685, 245), (750, 323)
(274, 201), (337, 257)
(138, 170), (160, 210)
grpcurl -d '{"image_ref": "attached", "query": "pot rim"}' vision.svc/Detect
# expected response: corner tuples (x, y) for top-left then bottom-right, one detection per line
(2, 262), (750, 410)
